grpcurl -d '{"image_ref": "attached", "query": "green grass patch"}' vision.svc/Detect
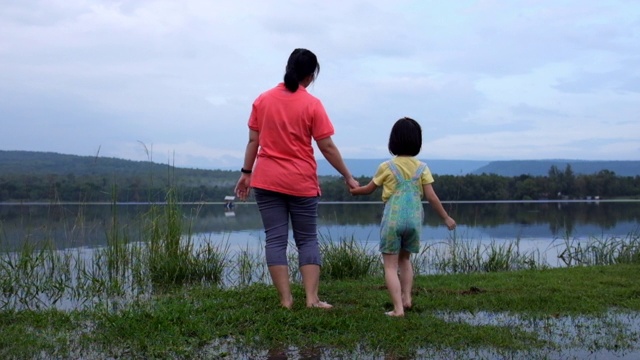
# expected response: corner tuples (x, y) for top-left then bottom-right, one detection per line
(0, 309), (79, 359)
(319, 235), (381, 280)
(416, 264), (640, 314)
(1, 264), (638, 359)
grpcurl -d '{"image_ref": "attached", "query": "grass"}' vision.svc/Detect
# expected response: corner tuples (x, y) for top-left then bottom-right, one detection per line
(0, 189), (232, 310)
(1, 190), (640, 357)
(319, 234), (381, 280)
(1, 215), (639, 311)
(145, 189), (228, 287)
(421, 235), (543, 274)
(556, 231), (640, 266)
(0, 264), (638, 359)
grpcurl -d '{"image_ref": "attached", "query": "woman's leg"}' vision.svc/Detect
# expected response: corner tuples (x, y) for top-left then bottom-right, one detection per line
(299, 264), (331, 307)
(382, 253), (403, 316)
(289, 195), (331, 307)
(398, 249), (413, 309)
(268, 265), (293, 308)
(254, 189), (293, 308)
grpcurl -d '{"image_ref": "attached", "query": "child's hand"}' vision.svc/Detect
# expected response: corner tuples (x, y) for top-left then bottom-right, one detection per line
(444, 216), (456, 230)
(349, 180), (376, 196)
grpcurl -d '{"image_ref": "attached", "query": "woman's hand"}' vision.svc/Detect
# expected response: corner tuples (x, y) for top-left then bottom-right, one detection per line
(235, 173), (252, 201)
(345, 176), (360, 189)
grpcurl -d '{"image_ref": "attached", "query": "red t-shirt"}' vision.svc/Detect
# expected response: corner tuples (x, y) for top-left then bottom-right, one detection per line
(249, 83), (335, 197)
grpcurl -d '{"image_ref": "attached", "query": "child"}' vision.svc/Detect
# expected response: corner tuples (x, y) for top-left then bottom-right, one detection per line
(350, 117), (456, 317)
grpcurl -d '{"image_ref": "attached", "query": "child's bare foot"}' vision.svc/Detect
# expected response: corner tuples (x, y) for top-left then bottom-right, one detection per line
(402, 295), (412, 310)
(385, 310), (404, 317)
(280, 296), (293, 309)
(307, 301), (333, 309)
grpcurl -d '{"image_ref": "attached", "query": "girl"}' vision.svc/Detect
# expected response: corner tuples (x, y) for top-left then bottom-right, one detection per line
(350, 117), (456, 317)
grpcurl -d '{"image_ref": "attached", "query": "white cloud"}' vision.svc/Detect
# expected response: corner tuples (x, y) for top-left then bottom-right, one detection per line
(1, 0), (639, 169)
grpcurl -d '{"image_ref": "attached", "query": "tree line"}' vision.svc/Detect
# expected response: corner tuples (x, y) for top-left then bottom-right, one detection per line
(1, 164), (638, 203)
(323, 165), (640, 201)
(0, 171), (237, 203)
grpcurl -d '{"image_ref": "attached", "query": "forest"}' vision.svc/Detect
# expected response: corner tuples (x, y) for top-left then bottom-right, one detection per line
(325, 165), (640, 202)
(1, 163), (639, 203)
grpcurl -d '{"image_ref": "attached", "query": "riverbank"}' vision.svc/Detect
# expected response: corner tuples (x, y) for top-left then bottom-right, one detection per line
(1, 263), (639, 359)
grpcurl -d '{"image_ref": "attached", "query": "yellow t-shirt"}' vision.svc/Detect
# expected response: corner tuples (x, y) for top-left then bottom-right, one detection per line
(372, 156), (434, 202)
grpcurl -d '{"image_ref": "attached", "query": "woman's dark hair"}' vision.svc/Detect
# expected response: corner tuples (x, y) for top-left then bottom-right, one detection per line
(283, 48), (320, 92)
(388, 117), (422, 156)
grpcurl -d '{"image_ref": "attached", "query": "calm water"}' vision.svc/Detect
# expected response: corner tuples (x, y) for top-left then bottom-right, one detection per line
(1, 200), (639, 265)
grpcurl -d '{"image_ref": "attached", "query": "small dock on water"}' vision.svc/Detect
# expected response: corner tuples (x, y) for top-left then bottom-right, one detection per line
(224, 195), (235, 210)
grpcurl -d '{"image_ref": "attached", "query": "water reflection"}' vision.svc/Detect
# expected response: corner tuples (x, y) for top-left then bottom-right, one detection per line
(266, 347), (322, 359)
(0, 201), (639, 252)
(435, 310), (640, 360)
(199, 340), (640, 359)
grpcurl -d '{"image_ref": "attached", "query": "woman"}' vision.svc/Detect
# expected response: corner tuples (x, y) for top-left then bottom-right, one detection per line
(234, 48), (359, 309)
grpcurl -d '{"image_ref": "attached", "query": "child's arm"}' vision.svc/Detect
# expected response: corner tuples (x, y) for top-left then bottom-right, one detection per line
(350, 180), (378, 196)
(423, 184), (456, 230)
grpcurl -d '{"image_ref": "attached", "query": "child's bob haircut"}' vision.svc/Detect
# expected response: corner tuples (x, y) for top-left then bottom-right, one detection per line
(388, 117), (422, 156)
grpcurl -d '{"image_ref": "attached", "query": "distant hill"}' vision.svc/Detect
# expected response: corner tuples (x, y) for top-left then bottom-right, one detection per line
(2, 151), (639, 179)
(0, 150), (165, 176)
(473, 160), (640, 177)
(317, 159), (490, 176)
(319, 159), (640, 177)
(0, 150), (238, 187)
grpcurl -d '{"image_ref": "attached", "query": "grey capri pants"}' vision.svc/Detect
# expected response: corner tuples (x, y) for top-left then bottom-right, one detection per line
(253, 188), (321, 267)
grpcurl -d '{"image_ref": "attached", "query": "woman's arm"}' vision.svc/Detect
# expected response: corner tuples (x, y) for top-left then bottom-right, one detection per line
(316, 136), (359, 189)
(234, 129), (259, 201)
(242, 130), (259, 169)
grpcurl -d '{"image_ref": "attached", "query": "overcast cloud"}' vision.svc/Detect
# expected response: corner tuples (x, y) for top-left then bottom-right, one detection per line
(1, 0), (639, 169)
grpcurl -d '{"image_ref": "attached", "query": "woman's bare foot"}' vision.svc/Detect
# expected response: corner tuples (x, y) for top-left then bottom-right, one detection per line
(385, 310), (404, 317)
(307, 301), (333, 309)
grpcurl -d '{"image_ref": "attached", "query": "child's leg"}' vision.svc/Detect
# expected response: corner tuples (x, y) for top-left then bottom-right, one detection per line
(382, 253), (404, 316)
(398, 249), (413, 308)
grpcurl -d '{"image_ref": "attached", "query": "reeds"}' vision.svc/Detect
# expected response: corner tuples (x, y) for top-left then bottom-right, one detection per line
(556, 230), (640, 266)
(144, 191), (228, 287)
(2, 199), (639, 311)
(425, 233), (543, 274)
(0, 188), (231, 310)
(319, 234), (381, 280)
(232, 242), (269, 287)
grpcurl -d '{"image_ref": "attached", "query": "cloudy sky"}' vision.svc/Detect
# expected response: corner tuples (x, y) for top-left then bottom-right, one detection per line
(1, 0), (639, 170)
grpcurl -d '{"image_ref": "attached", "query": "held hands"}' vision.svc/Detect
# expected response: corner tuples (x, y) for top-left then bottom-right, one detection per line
(344, 176), (360, 190)
(235, 173), (251, 201)
(349, 179), (376, 196)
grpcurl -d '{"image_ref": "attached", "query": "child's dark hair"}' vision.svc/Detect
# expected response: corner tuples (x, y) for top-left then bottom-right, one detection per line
(283, 48), (320, 92)
(388, 117), (422, 156)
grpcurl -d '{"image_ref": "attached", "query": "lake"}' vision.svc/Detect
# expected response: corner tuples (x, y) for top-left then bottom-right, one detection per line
(1, 200), (639, 267)
(2, 200), (640, 359)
